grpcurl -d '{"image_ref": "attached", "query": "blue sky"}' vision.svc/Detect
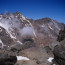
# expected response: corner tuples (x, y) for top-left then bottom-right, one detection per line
(0, 0), (65, 23)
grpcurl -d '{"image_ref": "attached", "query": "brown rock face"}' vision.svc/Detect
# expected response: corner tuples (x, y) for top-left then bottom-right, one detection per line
(0, 50), (17, 65)
(0, 12), (64, 47)
(0, 26), (15, 47)
(53, 45), (65, 65)
(57, 26), (65, 42)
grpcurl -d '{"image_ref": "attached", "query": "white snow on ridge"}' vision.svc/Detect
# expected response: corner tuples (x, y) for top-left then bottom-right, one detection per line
(10, 34), (16, 39)
(8, 46), (9, 47)
(40, 24), (45, 28)
(17, 41), (23, 44)
(47, 57), (54, 62)
(22, 15), (26, 20)
(0, 22), (16, 39)
(48, 24), (53, 30)
(17, 56), (30, 61)
(0, 22), (2, 27)
(0, 39), (3, 44)
(49, 26), (53, 30)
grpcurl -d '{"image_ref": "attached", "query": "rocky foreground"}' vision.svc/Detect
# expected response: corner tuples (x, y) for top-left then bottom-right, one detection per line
(0, 12), (65, 65)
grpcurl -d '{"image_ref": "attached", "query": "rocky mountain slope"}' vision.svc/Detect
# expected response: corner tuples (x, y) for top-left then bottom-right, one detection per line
(0, 12), (64, 47)
(0, 12), (65, 65)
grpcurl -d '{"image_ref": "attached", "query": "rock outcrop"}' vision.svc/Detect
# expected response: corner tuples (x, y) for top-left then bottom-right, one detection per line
(0, 50), (17, 65)
(53, 45), (65, 65)
(53, 27), (65, 65)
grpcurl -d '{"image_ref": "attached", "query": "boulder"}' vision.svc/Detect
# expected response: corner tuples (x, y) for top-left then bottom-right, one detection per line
(10, 40), (36, 52)
(57, 27), (65, 42)
(0, 51), (17, 65)
(53, 45), (65, 65)
(10, 43), (22, 52)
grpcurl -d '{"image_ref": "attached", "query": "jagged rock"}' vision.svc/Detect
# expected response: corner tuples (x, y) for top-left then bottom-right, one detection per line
(0, 51), (17, 65)
(10, 43), (23, 52)
(0, 26), (15, 47)
(57, 26), (65, 42)
(49, 41), (60, 51)
(53, 28), (65, 65)
(53, 45), (65, 65)
(10, 39), (36, 52)
(21, 40), (36, 50)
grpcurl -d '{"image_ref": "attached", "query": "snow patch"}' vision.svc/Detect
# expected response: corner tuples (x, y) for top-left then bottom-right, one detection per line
(0, 39), (3, 43)
(10, 34), (16, 39)
(47, 57), (54, 62)
(8, 46), (9, 47)
(40, 24), (45, 28)
(17, 56), (30, 61)
(22, 15), (26, 20)
(48, 24), (53, 30)
(16, 16), (18, 18)
(0, 22), (16, 39)
(17, 41), (23, 44)
(49, 26), (53, 30)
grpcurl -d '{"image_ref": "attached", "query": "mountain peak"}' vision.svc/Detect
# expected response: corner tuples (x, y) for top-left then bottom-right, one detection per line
(40, 17), (52, 22)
